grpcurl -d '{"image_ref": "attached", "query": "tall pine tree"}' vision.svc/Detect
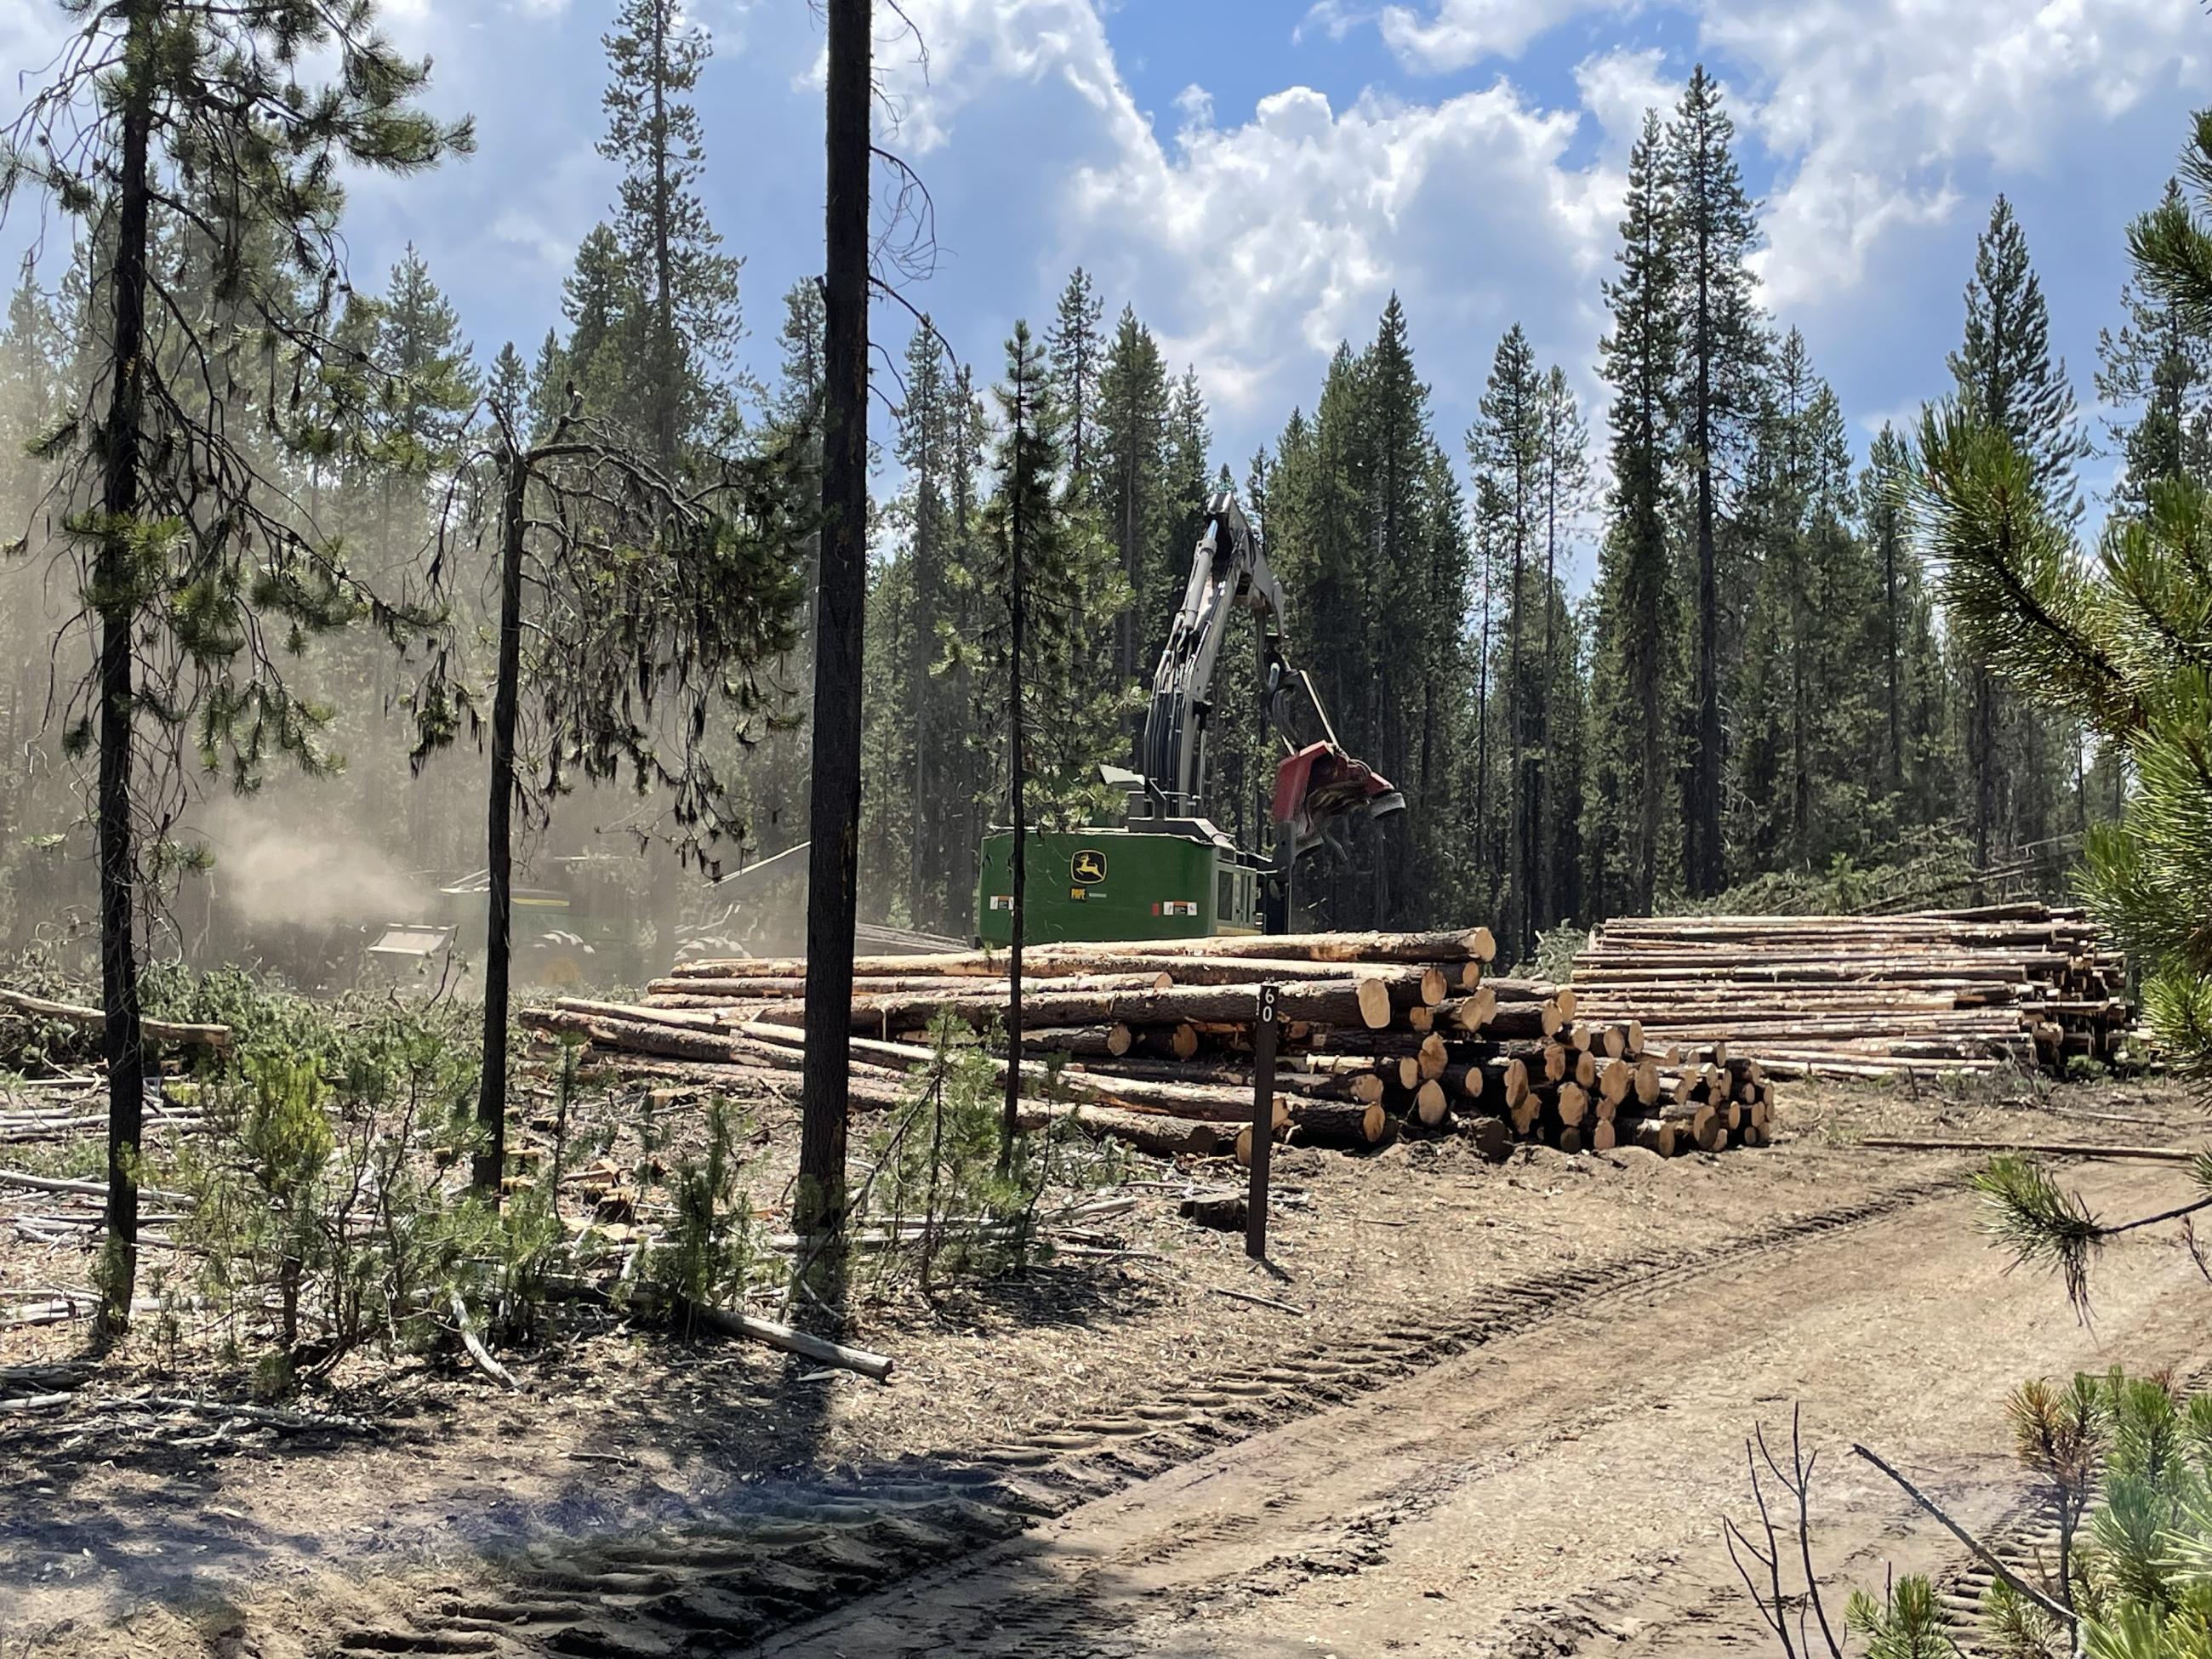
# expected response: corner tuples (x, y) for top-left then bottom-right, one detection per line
(1949, 195), (2088, 871)
(2096, 179), (2212, 512)
(1588, 109), (1683, 916)
(601, 0), (743, 461)
(1468, 324), (1544, 957)
(1665, 66), (1763, 897)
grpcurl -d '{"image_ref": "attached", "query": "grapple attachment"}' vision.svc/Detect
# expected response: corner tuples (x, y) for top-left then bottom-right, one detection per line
(1271, 741), (1405, 858)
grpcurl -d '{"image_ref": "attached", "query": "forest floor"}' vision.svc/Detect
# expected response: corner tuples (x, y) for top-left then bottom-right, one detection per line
(1, 1069), (2206, 1658)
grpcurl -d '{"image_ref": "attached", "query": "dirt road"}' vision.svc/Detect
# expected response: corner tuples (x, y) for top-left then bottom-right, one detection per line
(756, 1163), (2204, 1659)
(10, 1129), (2206, 1659)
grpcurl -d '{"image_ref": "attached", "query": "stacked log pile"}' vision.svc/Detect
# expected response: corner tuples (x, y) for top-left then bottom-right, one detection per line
(520, 930), (1775, 1164)
(1569, 904), (2130, 1081)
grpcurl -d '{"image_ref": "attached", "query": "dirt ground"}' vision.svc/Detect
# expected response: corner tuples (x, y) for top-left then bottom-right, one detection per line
(3, 1069), (2207, 1658)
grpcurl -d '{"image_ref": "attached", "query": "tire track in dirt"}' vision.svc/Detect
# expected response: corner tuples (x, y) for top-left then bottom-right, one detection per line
(750, 1165), (2206, 1659)
(309, 1174), (1964, 1659)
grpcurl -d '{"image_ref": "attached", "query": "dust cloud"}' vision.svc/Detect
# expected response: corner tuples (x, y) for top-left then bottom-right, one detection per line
(197, 801), (424, 932)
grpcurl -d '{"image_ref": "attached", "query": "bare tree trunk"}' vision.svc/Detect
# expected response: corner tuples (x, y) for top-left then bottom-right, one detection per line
(475, 454), (528, 1194)
(1884, 520), (1901, 792)
(1692, 305), (1722, 898)
(94, 22), (155, 1340)
(1001, 433), (1028, 1172)
(1971, 666), (1997, 904)
(796, 0), (870, 1265)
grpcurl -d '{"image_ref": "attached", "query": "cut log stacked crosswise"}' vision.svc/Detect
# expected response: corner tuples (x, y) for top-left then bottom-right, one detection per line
(519, 929), (1776, 1166)
(1568, 904), (2131, 1081)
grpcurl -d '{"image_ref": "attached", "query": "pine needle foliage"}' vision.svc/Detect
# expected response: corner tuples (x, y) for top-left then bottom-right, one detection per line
(1917, 111), (2212, 1099)
(0, 0), (473, 1334)
(1844, 1576), (1962, 1659)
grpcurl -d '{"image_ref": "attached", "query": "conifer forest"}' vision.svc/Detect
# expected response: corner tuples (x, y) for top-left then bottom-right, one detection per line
(5, 4), (2212, 1658)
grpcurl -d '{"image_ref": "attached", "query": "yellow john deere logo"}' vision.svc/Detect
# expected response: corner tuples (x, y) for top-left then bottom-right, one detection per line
(1070, 847), (1109, 886)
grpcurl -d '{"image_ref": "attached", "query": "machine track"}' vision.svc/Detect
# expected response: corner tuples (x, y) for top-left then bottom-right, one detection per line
(317, 1177), (1963, 1658)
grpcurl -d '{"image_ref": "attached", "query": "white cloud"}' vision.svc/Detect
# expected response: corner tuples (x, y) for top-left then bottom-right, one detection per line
(870, 0), (1150, 158)
(1712, 0), (2202, 313)
(1074, 81), (1616, 426)
(864, 0), (1616, 438)
(1306, 0), (1620, 71)
(1571, 47), (1677, 150)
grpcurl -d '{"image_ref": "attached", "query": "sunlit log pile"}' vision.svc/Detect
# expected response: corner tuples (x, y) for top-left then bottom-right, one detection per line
(1568, 904), (2131, 1082)
(520, 930), (1776, 1163)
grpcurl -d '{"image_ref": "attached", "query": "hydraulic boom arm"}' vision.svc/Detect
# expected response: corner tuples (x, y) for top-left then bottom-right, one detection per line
(1134, 492), (1403, 856)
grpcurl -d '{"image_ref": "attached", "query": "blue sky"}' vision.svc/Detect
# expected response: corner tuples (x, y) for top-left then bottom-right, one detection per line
(3, 0), (2205, 588)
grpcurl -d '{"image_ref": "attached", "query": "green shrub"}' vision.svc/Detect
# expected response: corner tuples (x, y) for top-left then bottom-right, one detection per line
(856, 1012), (1127, 1298)
(646, 1097), (758, 1325)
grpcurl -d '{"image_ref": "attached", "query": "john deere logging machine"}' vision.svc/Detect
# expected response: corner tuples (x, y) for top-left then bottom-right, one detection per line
(976, 493), (1403, 945)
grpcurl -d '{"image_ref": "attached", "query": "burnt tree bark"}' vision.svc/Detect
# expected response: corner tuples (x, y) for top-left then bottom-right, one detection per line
(93, 14), (156, 1338)
(1001, 408), (1029, 1172)
(473, 451), (530, 1194)
(796, 0), (870, 1258)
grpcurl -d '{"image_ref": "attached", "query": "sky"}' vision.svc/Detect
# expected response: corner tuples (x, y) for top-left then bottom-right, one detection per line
(3, 0), (2206, 589)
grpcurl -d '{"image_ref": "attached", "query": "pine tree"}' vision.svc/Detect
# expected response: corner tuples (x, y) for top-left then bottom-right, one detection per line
(1951, 196), (2089, 518)
(0, 275), (64, 522)
(600, 0), (743, 461)
(527, 328), (569, 442)
(562, 223), (645, 429)
(1665, 66), (1763, 897)
(945, 322), (1132, 1160)
(1468, 324), (1544, 956)
(2095, 179), (2212, 512)
(1949, 195), (2088, 874)
(371, 245), (479, 482)
(1536, 366), (1592, 929)
(797, 0), (870, 1265)
(897, 321), (957, 930)
(1047, 267), (1106, 488)
(487, 341), (529, 428)
(1730, 328), (1818, 870)
(0, 0), (472, 1333)
(1354, 297), (1436, 927)
(1588, 108), (1683, 916)
(1095, 307), (1167, 721)
(1163, 367), (1216, 628)
(1862, 424), (1915, 795)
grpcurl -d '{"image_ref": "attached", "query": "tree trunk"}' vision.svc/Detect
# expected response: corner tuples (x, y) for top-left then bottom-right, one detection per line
(1884, 516), (1901, 792)
(94, 25), (156, 1339)
(1001, 402), (1029, 1172)
(1692, 247), (1723, 898)
(474, 453), (528, 1194)
(797, 0), (870, 1263)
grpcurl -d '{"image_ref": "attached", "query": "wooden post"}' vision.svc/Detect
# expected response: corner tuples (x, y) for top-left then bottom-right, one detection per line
(1246, 981), (1279, 1262)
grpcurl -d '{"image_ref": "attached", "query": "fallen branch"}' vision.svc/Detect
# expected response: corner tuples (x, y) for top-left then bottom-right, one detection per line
(1207, 1285), (1306, 1317)
(0, 1167), (196, 1205)
(1856, 1137), (2198, 1163)
(0, 988), (231, 1049)
(449, 1290), (520, 1391)
(1850, 1443), (2075, 1628)
(142, 1395), (379, 1435)
(0, 1392), (73, 1413)
(683, 1303), (894, 1382)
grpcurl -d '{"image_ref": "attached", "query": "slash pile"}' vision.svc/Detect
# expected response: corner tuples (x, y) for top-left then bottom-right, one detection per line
(1568, 904), (2131, 1081)
(520, 929), (1775, 1163)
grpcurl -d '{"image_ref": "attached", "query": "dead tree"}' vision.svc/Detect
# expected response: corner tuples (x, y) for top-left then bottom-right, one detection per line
(796, 0), (874, 1280)
(424, 397), (806, 1194)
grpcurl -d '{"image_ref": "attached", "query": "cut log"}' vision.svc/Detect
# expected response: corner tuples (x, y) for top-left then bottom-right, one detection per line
(1287, 1101), (1393, 1149)
(1412, 1079), (1451, 1129)
(0, 989), (231, 1050)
